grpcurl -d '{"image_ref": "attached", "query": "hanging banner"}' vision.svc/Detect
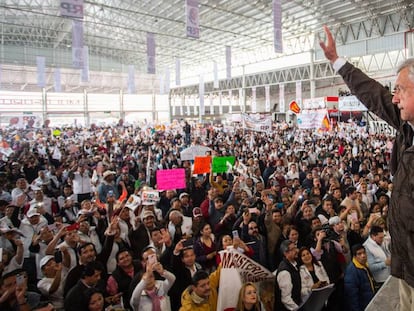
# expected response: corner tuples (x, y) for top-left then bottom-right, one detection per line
(127, 65), (135, 94)
(226, 46), (231, 80)
(36, 56), (46, 88)
(238, 88), (243, 113)
(213, 61), (219, 89)
(175, 58), (181, 86)
(297, 109), (328, 129)
(0, 65), (2, 90)
(273, 0), (283, 53)
(156, 168), (186, 190)
(199, 75), (205, 116)
(80, 46), (89, 82)
(296, 80), (302, 107)
(265, 85), (270, 112)
(54, 68), (62, 92)
(212, 156), (235, 173)
(193, 96), (198, 115)
(165, 68), (170, 94)
(159, 75), (164, 95)
(185, 0), (200, 38)
(72, 20), (84, 68)
(251, 87), (257, 113)
(242, 114), (272, 132)
(339, 95), (368, 111)
(60, 0), (84, 19)
(279, 83), (285, 113)
(228, 89), (232, 113)
(147, 32), (156, 74)
(219, 91), (223, 114)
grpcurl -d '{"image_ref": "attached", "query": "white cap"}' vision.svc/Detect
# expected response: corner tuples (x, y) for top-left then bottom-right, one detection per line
(39, 255), (55, 269)
(328, 216), (341, 226)
(27, 209), (40, 218)
(179, 192), (189, 200)
(102, 170), (116, 179)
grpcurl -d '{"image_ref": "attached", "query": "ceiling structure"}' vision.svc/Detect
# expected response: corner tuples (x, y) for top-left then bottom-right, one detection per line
(0, 0), (413, 93)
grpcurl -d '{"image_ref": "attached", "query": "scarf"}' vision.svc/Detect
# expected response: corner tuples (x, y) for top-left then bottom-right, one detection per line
(145, 288), (161, 311)
(190, 290), (208, 305)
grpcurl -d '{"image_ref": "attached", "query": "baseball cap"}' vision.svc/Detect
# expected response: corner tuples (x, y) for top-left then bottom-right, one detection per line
(27, 209), (40, 218)
(328, 216), (341, 226)
(179, 192), (189, 200)
(103, 170), (116, 179)
(141, 210), (155, 220)
(40, 255), (55, 269)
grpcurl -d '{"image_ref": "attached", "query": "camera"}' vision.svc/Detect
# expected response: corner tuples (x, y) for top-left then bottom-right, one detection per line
(321, 223), (339, 243)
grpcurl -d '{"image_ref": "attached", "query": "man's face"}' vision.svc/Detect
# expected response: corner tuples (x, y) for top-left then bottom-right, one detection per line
(284, 243), (298, 262)
(85, 270), (101, 286)
(143, 215), (155, 229)
(392, 67), (414, 123)
(150, 230), (163, 246)
(372, 232), (385, 246)
(80, 245), (96, 263)
(355, 248), (368, 265)
(248, 222), (259, 237)
(192, 278), (211, 299)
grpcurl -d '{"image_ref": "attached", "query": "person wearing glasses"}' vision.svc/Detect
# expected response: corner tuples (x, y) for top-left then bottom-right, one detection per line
(320, 25), (414, 310)
(274, 240), (301, 311)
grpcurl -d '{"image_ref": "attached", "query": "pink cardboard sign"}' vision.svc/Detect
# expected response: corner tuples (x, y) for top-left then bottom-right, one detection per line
(156, 168), (186, 191)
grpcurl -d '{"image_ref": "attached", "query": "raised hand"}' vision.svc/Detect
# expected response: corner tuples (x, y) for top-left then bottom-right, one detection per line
(319, 25), (339, 63)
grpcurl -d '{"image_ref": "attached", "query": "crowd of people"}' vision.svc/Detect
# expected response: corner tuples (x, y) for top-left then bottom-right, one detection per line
(0, 114), (394, 310)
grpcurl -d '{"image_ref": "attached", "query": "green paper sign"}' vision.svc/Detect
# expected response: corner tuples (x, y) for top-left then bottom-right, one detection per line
(212, 156), (235, 173)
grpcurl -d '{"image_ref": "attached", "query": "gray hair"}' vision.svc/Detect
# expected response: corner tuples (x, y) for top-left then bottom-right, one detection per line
(280, 239), (293, 255)
(397, 58), (414, 83)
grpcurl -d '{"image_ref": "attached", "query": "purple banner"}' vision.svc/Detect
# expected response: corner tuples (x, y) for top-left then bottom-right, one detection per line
(226, 46), (231, 80)
(147, 32), (156, 74)
(273, 0), (283, 53)
(186, 0), (200, 38)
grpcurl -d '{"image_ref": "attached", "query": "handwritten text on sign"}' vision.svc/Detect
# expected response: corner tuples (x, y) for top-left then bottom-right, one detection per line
(156, 168), (186, 190)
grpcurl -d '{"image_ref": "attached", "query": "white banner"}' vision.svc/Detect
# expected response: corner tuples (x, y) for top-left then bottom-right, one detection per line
(165, 68), (170, 94)
(217, 250), (274, 311)
(265, 85), (270, 112)
(36, 56), (46, 88)
(147, 32), (156, 74)
(238, 88), (243, 113)
(369, 121), (396, 136)
(303, 97), (326, 109)
(339, 95), (368, 111)
(279, 83), (285, 113)
(54, 68), (61, 92)
(127, 65), (135, 94)
(226, 46), (231, 80)
(296, 80), (302, 106)
(185, 0), (200, 38)
(209, 94), (214, 115)
(199, 75), (205, 116)
(213, 61), (219, 89)
(242, 114), (272, 132)
(228, 89), (232, 113)
(297, 109), (328, 129)
(175, 58), (181, 86)
(72, 20), (84, 68)
(60, 0), (83, 19)
(273, 0), (283, 53)
(141, 190), (160, 205)
(219, 91), (223, 114)
(251, 87), (257, 113)
(80, 46), (89, 82)
(159, 75), (164, 95)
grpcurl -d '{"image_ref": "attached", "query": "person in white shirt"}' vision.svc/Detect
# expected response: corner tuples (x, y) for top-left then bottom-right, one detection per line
(69, 164), (93, 203)
(363, 225), (391, 286)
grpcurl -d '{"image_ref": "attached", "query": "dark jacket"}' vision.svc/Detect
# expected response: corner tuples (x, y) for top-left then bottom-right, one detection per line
(274, 259), (302, 311)
(338, 61), (414, 287)
(344, 258), (375, 311)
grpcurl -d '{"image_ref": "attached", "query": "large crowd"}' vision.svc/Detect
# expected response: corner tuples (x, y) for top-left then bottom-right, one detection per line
(0, 119), (393, 311)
